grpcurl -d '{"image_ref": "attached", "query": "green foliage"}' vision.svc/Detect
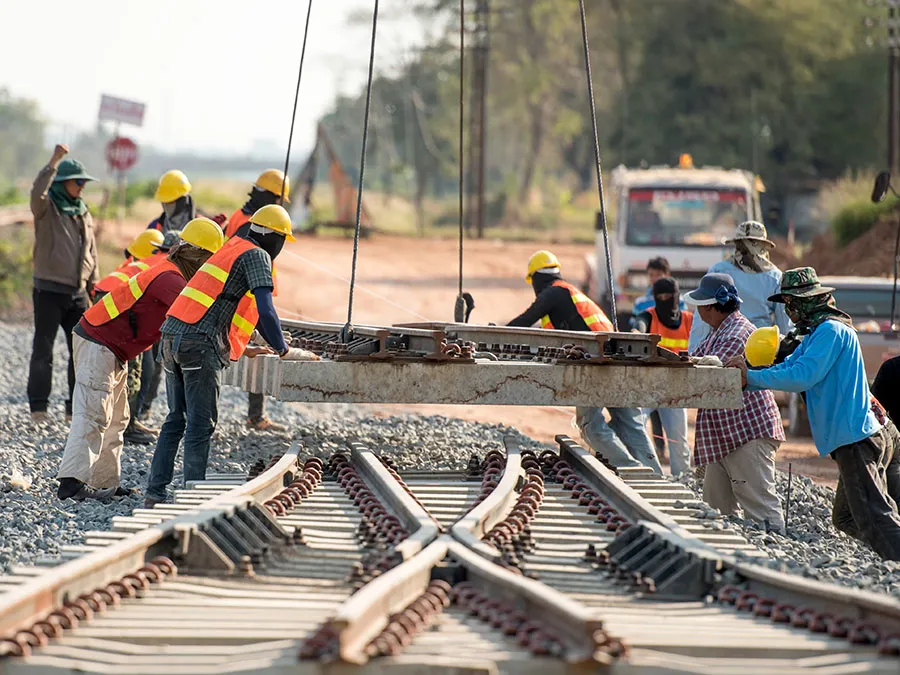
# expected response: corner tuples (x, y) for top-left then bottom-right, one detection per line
(0, 185), (25, 206)
(0, 89), (45, 186)
(0, 229), (33, 314)
(832, 197), (899, 247)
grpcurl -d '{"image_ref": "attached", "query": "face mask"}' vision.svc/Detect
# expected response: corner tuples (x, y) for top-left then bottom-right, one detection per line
(248, 229), (285, 261)
(162, 201), (178, 218)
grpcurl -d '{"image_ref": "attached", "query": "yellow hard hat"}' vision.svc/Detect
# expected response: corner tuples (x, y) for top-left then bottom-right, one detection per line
(180, 218), (224, 253)
(127, 229), (165, 259)
(526, 250), (561, 283)
(746, 326), (780, 367)
(249, 204), (296, 242)
(255, 169), (290, 203)
(154, 170), (192, 203)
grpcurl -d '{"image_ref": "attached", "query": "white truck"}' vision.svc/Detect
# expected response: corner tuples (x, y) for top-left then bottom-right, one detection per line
(584, 155), (763, 320)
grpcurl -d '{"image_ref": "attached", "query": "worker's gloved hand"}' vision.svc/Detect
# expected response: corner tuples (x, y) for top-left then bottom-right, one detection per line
(244, 345), (275, 358)
(211, 214), (227, 226)
(280, 347), (320, 361)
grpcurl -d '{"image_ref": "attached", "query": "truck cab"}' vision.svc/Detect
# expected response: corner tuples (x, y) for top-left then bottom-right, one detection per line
(585, 155), (762, 320)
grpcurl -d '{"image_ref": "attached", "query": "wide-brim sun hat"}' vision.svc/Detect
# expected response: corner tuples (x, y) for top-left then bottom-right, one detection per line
(684, 272), (743, 306)
(52, 158), (96, 183)
(767, 266), (834, 303)
(724, 220), (775, 249)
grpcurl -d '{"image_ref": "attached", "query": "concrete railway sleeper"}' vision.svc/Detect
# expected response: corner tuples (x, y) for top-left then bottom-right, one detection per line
(3, 436), (900, 673)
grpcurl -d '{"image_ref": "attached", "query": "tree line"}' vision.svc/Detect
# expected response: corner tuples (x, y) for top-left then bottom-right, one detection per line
(320, 0), (890, 231)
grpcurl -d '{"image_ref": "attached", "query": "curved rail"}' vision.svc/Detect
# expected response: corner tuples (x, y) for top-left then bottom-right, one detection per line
(0, 446), (300, 643)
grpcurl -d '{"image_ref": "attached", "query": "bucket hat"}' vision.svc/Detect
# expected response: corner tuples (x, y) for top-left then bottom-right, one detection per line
(53, 158), (96, 183)
(724, 220), (775, 248)
(767, 267), (834, 303)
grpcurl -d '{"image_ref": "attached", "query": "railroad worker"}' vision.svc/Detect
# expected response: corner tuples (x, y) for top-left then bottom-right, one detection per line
(630, 257), (686, 325)
(223, 169), (292, 432)
(686, 273), (785, 530)
(632, 276), (693, 476)
(28, 144), (100, 423)
(135, 230), (182, 422)
(145, 205), (317, 508)
(688, 221), (791, 352)
(55, 219), (224, 501)
(93, 230), (166, 297)
(147, 170), (196, 234)
(728, 267), (900, 558)
(872, 356), (900, 424)
(508, 250), (662, 473)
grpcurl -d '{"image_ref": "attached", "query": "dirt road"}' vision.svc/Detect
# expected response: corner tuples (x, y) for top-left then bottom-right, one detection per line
(110, 223), (834, 484)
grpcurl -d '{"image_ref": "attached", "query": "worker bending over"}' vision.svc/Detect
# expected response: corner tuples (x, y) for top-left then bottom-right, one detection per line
(224, 169), (292, 432)
(730, 267), (900, 560)
(145, 205), (315, 508)
(508, 250), (661, 473)
(56, 219), (224, 501)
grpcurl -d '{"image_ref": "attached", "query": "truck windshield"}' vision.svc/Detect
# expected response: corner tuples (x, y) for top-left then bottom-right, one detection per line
(625, 188), (748, 247)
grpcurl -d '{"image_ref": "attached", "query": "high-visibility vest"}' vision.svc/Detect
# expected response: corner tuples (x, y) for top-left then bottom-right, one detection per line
(224, 208), (279, 297)
(224, 209), (250, 239)
(540, 280), (614, 332)
(148, 218), (163, 232)
(167, 237), (263, 361)
(83, 261), (181, 326)
(648, 307), (693, 351)
(95, 256), (152, 294)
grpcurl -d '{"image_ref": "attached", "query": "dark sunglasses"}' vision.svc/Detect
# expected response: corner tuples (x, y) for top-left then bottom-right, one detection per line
(74, 179), (87, 187)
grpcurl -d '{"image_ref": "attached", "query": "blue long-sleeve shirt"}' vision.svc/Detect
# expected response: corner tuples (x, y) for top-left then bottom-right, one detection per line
(688, 260), (792, 351)
(746, 320), (880, 456)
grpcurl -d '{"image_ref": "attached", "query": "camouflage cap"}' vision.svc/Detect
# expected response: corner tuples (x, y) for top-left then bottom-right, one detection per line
(767, 266), (835, 303)
(152, 229), (182, 252)
(724, 220), (775, 248)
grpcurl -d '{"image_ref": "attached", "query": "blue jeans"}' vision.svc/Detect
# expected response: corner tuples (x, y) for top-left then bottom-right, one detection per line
(146, 335), (222, 502)
(642, 407), (691, 476)
(577, 406), (663, 474)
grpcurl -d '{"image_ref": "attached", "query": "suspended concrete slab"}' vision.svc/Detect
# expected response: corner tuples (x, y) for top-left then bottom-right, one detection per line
(223, 357), (742, 409)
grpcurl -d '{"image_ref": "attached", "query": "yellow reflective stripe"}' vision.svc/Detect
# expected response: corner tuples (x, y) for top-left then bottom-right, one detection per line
(659, 336), (689, 349)
(199, 262), (229, 283)
(101, 292), (121, 320)
(540, 315), (552, 328)
(133, 262), (150, 271)
(111, 271), (130, 283)
(231, 312), (255, 337)
(583, 314), (600, 326)
(128, 276), (142, 300)
(571, 293), (592, 304)
(180, 286), (215, 308)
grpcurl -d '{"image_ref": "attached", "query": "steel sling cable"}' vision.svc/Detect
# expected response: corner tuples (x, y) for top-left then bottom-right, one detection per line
(280, 0), (315, 204)
(454, 0), (466, 323)
(344, 0), (380, 340)
(577, 0), (618, 331)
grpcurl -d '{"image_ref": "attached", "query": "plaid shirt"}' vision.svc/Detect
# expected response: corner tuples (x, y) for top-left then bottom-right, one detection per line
(162, 246), (273, 365)
(691, 312), (785, 466)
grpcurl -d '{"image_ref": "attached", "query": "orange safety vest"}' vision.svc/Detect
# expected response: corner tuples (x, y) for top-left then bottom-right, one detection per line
(648, 307), (693, 351)
(167, 237), (263, 361)
(95, 256), (152, 294)
(224, 208), (279, 296)
(84, 261), (181, 326)
(540, 280), (614, 332)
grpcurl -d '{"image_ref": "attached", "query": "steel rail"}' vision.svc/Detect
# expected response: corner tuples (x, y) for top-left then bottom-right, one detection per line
(0, 446), (299, 638)
(350, 442), (441, 559)
(450, 437), (522, 561)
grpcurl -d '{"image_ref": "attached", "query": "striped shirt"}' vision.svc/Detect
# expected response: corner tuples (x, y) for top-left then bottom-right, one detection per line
(691, 311), (785, 466)
(161, 246), (273, 365)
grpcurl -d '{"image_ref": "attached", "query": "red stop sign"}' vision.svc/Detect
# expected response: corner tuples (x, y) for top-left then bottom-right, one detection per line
(106, 137), (139, 171)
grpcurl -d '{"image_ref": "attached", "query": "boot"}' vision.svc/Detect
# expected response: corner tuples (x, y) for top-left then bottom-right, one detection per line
(124, 419), (156, 445)
(58, 478), (115, 502)
(247, 417), (287, 432)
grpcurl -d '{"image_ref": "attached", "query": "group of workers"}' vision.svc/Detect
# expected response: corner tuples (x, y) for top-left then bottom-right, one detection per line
(510, 220), (900, 560)
(28, 143), (900, 561)
(29, 144), (314, 507)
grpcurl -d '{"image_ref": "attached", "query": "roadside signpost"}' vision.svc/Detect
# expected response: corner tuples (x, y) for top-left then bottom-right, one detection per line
(97, 95), (145, 231)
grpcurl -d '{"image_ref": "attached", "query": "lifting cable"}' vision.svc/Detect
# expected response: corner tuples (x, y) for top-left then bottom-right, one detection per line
(453, 0), (466, 323)
(280, 0), (315, 204)
(577, 0), (619, 331)
(344, 0), (380, 339)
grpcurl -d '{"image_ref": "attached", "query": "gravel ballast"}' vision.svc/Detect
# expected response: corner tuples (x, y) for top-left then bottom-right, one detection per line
(0, 323), (542, 572)
(1, 322), (899, 601)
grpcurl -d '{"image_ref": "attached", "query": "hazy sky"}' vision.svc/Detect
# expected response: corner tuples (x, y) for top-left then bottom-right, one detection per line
(1, 0), (428, 155)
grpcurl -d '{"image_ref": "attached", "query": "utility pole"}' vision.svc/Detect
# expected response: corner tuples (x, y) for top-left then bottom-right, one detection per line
(889, 1), (900, 173)
(467, 0), (489, 239)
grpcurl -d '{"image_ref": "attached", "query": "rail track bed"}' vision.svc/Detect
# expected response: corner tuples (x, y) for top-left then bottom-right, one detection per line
(2, 436), (900, 674)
